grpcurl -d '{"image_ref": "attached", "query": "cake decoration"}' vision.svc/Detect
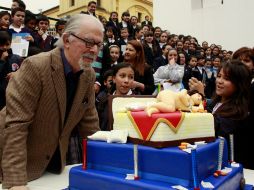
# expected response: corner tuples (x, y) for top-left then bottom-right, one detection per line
(191, 148), (200, 190)
(217, 136), (225, 171)
(128, 111), (185, 140)
(145, 89), (206, 117)
(87, 131), (109, 141)
(87, 130), (128, 143)
(201, 181), (214, 188)
(107, 129), (128, 143)
(82, 139), (87, 170)
(178, 142), (199, 153)
(229, 134), (234, 162)
(229, 134), (240, 167)
(125, 144), (139, 180)
(134, 144), (139, 180)
(146, 89), (192, 116)
(171, 185), (188, 190)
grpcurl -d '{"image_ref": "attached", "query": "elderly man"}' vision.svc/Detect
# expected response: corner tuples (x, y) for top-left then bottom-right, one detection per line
(0, 14), (103, 189)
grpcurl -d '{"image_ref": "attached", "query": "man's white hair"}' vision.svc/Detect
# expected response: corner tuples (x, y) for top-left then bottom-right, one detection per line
(55, 14), (104, 48)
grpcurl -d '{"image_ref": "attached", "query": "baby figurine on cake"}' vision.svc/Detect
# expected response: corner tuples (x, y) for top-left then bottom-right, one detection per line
(146, 89), (205, 116)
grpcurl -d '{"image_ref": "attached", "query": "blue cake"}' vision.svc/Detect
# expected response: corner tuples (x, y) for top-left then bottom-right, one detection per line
(68, 139), (253, 190)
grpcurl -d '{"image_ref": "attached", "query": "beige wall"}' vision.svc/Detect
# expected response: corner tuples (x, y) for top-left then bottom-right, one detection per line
(154, 0), (254, 51)
(44, 0), (153, 23)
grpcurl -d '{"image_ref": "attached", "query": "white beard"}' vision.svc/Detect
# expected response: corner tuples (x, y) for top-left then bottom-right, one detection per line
(78, 54), (96, 68)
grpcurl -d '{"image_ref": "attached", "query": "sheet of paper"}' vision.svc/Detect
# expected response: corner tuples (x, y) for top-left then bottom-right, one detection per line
(11, 33), (30, 57)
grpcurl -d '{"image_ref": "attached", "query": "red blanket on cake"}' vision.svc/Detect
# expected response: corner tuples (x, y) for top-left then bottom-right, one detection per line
(127, 111), (185, 141)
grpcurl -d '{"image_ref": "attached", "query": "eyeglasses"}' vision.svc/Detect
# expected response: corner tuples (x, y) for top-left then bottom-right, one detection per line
(70, 33), (103, 48)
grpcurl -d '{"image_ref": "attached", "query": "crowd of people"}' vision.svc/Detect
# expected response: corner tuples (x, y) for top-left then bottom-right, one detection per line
(0, 0), (254, 189)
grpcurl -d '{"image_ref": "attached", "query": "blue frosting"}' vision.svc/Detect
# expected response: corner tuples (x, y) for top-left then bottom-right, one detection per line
(68, 140), (250, 190)
(84, 139), (228, 186)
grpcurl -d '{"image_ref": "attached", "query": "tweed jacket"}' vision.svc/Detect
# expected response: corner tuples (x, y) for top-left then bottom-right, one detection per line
(0, 48), (100, 188)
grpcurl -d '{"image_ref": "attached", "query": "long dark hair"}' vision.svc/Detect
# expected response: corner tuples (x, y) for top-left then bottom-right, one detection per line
(125, 40), (146, 76)
(232, 46), (254, 77)
(213, 60), (251, 120)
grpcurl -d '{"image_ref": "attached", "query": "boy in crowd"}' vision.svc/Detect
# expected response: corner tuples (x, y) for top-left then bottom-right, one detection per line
(51, 20), (67, 48)
(118, 27), (130, 62)
(11, 0), (26, 10)
(81, 1), (97, 17)
(33, 14), (54, 52)
(8, 7), (34, 43)
(96, 70), (113, 131)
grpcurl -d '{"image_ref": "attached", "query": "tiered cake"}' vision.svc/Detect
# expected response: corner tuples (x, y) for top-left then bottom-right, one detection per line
(68, 96), (252, 190)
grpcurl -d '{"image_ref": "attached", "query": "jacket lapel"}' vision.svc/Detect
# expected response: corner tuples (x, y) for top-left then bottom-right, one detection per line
(63, 71), (89, 131)
(51, 48), (66, 127)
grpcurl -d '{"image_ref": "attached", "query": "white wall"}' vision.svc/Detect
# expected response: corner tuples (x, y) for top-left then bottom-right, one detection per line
(154, 0), (254, 51)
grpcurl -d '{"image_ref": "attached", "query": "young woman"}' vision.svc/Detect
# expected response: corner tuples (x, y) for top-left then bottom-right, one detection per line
(124, 40), (155, 95)
(153, 48), (184, 91)
(189, 60), (251, 168)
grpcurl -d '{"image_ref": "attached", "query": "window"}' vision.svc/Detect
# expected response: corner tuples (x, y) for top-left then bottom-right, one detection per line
(70, 0), (75, 7)
(191, 0), (222, 9)
(138, 12), (142, 23)
(97, 0), (101, 7)
(191, 0), (203, 9)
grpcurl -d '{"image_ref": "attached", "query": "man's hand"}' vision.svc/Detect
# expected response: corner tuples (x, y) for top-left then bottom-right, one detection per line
(9, 186), (29, 190)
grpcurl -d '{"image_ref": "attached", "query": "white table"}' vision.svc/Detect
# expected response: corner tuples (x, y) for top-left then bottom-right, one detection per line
(1, 166), (254, 190)
(0, 164), (77, 190)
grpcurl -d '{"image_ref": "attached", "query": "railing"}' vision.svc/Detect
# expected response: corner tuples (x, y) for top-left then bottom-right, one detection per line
(0, 6), (60, 22)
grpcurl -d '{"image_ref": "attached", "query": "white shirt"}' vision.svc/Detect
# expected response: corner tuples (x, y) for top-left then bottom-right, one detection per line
(212, 103), (223, 114)
(122, 21), (128, 28)
(9, 24), (24, 33)
(113, 89), (133, 95)
(153, 63), (184, 85)
(42, 32), (48, 41)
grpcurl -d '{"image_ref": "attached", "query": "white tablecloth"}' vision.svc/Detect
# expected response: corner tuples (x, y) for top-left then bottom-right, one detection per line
(1, 166), (253, 190)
